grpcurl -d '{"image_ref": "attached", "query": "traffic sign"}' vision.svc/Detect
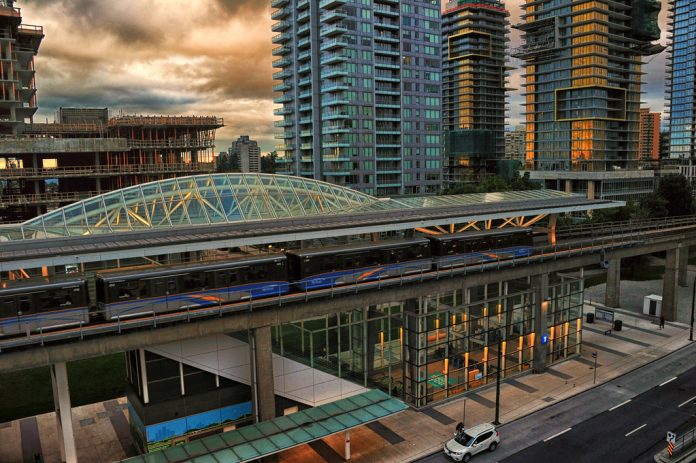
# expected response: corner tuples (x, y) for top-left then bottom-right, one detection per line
(591, 352), (597, 359)
(667, 431), (676, 444)
(541, 334), (549, 345)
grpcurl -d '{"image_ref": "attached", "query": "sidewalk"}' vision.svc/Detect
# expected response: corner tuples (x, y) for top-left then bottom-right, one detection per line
(0, 304), (691, 463)
(281, 305), (692, 463)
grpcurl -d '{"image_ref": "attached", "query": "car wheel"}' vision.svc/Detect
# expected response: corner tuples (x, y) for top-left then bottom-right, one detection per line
(462, 454), (472, 463)
(489, 441), (498, 452)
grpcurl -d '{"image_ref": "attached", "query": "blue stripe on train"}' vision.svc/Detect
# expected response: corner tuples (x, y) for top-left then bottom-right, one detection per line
(0, 306), (89, 328)
(436, 246), (532, 266)
(104, 282), (290, 317)
(294, 261), (431, 291)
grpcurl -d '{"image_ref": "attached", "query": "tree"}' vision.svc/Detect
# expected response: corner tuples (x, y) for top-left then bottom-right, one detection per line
(441, 172), (541, 196)
(215, 152), (240, 173)
(261, 151), (278, 174)
(656, 174), (694, 217)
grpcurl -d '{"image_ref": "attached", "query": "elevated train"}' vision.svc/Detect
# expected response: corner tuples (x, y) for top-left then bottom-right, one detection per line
(0, 228), (533, 337)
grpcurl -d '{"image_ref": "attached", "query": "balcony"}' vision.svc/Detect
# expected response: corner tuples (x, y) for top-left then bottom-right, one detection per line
(272, 20), (292, 33)
(321, 39), (348, 51)
(271, 0), (289, 7)
(320, 8), (348, 23)
(271, 8), (290, 20)
(272, 33), (291, 44)
(319, 0), (347, 8)
(272, 58), (292, 68)
(321, 24), (348, 37)
(272, 45), (291, 56)
(273, 94), (294, 104)
(274, 107), (293, 116)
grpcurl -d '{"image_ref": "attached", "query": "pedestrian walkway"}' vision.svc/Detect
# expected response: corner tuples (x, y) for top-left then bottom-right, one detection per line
(0, 304), (691, 463)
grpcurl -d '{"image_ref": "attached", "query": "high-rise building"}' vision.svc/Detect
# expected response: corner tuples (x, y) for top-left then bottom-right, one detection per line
(442, 0), (509, 185)
(272, 0), (443, 196)
(666, 0), (696, 159)
(0, 0), (42, 136)
(504, 125), (526, 162)
(229, 135), (261, 173)
(638, 108), (660, 161)
(515, 0), (663, 200)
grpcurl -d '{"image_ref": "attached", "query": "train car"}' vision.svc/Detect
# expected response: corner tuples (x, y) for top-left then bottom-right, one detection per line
(96, 255), (289, 320)
(287, 238), (432, 291)
(0, 278), (90, 336)
(429, 228), (534, 269)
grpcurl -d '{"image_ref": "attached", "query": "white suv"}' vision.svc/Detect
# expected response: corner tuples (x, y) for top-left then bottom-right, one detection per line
(443, 423), (500, 462)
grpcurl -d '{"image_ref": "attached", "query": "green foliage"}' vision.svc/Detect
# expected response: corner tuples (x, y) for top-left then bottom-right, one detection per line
(656, 173), (695, 216)
(215, 152), (240, 173)
(0, 354), (126, 422)
(442, 172), (541, 195)
(261, 151), (278, 174)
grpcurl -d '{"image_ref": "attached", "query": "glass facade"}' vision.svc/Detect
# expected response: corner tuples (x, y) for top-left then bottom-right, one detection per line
(667, 0), (696, 158)
(516, 0), (662, 199)
(442, 0), (509, 184)
(272, 0), (443, 196)
(271, 275), (584, 407)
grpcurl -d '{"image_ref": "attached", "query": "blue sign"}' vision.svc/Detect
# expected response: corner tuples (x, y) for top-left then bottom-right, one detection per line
(591, 352), (597, 359)
(541, 334), (549, 345)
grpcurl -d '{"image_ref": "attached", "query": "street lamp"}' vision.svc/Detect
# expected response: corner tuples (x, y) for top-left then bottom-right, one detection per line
(690, 275), (695, 342)
(493, 328), (503, 425)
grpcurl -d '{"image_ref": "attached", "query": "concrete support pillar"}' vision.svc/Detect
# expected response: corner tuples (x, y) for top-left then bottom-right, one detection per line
(250, 325), (276, 422)
(663, 248), (679, 321)
(547, 214), (557, 245)
(605, 259), (621, 308)
(678, 245), (689, 288)
(564, 180), (572, 193)
(51, 362), (77, 463)
(587, 181), (595, 200)
(345, 431), (351, 461)
(531, 274), (549, 373)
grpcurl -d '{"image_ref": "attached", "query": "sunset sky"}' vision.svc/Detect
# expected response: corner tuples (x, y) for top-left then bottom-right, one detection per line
(21, 0), (671, 154)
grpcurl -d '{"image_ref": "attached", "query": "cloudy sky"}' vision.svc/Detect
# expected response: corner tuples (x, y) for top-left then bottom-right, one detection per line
(21, 0), (670, 153)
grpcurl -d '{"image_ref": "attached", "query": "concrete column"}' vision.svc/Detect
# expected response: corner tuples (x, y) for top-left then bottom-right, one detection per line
(605, 259), (621, 308)
(663, 248), (679, 321)
(345, 431), (351, 460)
(251, 325), (276, 422)
(531, 274), (549, 373)
(138, 349), (150, 404)
(564, 180), (572, 193)
(547, 214), (557, 245)
(678, 245), (689, 288)
(51, 362), (77, 463)
(587, 181), (595, 200)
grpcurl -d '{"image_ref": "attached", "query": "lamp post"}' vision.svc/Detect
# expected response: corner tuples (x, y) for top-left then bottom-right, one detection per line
(493, 329), (503, 425)
(690, 275), (695, 342)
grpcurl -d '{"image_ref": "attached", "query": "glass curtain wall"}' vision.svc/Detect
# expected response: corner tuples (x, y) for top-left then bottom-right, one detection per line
(273, 276), (583, 407)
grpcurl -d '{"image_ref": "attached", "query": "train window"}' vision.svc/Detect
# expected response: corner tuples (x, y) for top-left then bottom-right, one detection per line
(152, 280), (166, 297)
(248, 266), (267, 281)
(183, 273), (203, 291)
(19, 296), (31, 314)
(1, 298), (14, 317)
(166, 279), (177, 294)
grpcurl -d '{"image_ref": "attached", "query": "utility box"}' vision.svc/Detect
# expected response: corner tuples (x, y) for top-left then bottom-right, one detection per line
(643, 294), (662, 317)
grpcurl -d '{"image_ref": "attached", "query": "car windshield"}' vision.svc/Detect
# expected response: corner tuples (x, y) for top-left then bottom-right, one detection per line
(455, 432), (475, 447)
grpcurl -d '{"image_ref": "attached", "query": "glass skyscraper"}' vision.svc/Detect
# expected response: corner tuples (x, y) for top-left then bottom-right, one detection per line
(442, 0), (509, 185)
(667, 0), (696, 159)
(272, 0), (443, 196)
(516, 0), (663, 200)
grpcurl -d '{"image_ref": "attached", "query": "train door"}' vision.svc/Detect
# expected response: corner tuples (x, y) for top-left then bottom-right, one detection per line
(0, 296), (17, 335)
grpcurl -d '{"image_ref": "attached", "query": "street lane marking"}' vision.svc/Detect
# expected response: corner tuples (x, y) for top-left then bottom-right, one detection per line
(660, 377), (678, 387)
(609, 400), (631, 411)
(543, 428), (572, 442)
(678, 395), (696, 408)
(625, 424), (647, 437)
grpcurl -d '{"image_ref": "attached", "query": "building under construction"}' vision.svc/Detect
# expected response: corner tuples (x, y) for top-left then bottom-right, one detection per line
(0, 3), (223, 221)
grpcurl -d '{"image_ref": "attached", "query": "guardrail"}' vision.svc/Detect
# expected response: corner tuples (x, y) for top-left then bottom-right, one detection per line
(0, 232), (642, 352)
(0, 163), (215, 179)
(673, 426), (696, 458)
(557, 215), (696, 239)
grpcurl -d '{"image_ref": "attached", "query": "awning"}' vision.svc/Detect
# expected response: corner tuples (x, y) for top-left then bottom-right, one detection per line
(119, 389), (408, 463)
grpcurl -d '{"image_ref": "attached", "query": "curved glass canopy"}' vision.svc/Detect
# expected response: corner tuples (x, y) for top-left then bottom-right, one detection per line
(0, 173), (580, 240)
(8, 174), (379, 239)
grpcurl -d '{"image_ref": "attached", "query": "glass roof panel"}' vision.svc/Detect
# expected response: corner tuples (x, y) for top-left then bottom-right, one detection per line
(11, 174), (599, 241)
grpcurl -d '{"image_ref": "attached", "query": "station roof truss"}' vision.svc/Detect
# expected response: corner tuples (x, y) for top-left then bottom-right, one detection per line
(0, 173), (621, 242)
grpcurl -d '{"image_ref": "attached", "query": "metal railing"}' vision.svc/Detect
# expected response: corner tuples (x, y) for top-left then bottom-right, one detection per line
(673, 426), (696, 457)
(0, 227), (648, 353)
(557, 215), (696, 240)
(0, 163), (215, 179)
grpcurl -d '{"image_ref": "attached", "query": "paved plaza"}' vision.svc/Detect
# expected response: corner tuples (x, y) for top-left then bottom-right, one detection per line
(0, 304), (691, 463)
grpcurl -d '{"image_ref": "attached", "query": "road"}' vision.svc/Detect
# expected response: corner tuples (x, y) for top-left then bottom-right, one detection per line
(416, 343), (696, 463)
